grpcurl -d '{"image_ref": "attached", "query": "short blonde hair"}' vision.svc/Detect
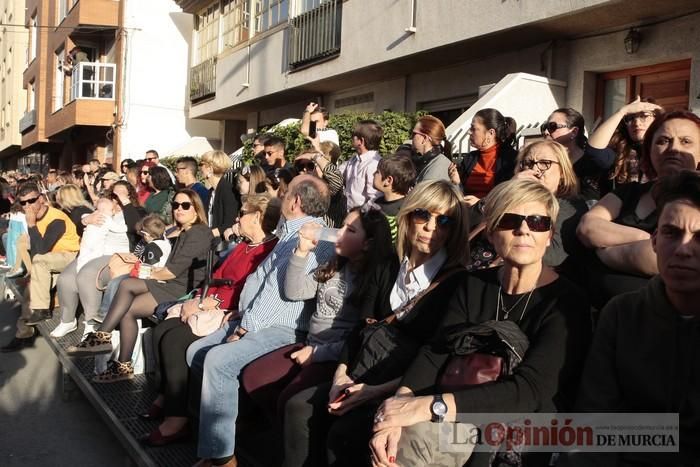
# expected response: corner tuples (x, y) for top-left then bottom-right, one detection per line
(483, 179), (560, 234)
(200, 150), (233, 175)
(56, 184), (91, 210)
(516, 140), (579, 198)
(396, 180), (470, 268)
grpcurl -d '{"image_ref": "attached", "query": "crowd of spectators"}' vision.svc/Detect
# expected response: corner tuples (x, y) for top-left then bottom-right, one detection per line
(0, 99), (698, 467)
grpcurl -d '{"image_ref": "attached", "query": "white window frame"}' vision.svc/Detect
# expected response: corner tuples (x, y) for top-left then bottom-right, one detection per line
(54, 48), (65, 112)
(195, 3), (220, 64)
(255, 0), (288, 33)
(29, 15), (37, 63)
(221, 0), (250, 49)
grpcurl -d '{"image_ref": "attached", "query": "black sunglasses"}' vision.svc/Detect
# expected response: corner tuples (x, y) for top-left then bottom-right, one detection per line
(540, 122), (570, 135)
(141, 170), (149, 175)
(411, 208), (455, 228)
(171, 201), (193, 211)
(518, 159), (560, 172)
(294, 161), (315, 172)
(497, 213), (552, 232)
(19, 196), (40, 206)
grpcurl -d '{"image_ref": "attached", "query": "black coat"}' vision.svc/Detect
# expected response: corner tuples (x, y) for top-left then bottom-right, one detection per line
(457, 144), (518, 192)
(210, 177), (239, 237)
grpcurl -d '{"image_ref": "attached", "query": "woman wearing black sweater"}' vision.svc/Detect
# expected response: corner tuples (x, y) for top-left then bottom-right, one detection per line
(283, 180), (471, 467)
(370, 179), (592, 467)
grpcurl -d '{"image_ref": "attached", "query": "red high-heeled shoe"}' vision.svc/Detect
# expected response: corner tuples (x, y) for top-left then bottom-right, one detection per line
(138, 403), (164, 420)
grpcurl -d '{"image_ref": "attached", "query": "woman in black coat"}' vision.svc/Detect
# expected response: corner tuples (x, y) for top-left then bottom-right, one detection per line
(200, 150), (239, 239)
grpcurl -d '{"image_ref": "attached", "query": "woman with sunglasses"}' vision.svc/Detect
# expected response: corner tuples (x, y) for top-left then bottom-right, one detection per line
(283, 180), (471, 467)
(136, 160), (154, 205)
(67, 189), (214, 382)
(577, 110), (700, 309)
(541, 108), (604, 202)
(139, 194), (281, 446)
(370, 179), (592, 467)
(448, 108), (517, 206)
(587, 96), (662, 194)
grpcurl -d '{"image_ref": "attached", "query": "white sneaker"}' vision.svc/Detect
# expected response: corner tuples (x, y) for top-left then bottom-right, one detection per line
(82, 321), (97, 338)
(50, 319), (78, 338)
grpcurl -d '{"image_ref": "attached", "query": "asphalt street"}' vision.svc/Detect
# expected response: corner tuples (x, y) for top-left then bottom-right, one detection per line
(0, 299), (127, 467)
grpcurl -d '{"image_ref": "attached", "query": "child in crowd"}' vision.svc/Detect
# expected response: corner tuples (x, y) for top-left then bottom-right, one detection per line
(241, 207), (394, 423)
(132, 214), (172, 268)
(75, 198), (127, 272)
(372, 154), (417, 242)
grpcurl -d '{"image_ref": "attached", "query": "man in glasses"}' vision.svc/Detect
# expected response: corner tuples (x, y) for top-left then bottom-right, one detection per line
(174, 156), (210, 209)
(263, 136), (291, 175)
(144, 149), (175, 183)
(1, 183), (80, 352)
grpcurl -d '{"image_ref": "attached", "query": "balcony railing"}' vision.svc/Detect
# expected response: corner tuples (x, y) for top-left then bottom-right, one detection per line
(19, 110), (37, 133)
(190, 57), (217, 102)
(70, 62), (116, 101)
(288, 0), (342, 70)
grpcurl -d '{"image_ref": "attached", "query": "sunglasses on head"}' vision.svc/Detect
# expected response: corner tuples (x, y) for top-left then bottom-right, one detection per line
(540, 122), (570, 135)
(19, 196), (40, 206)
(171, 201), (193, 211)
(518, 159), (560, 172)
(294, 160), (316, 172)
(497, 213), (552, 232)
(411, 208), (455, 228)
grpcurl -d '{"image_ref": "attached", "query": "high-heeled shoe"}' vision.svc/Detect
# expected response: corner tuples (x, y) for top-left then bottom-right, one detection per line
(138, 403), (164, 420)
(139, 424), (190, 447)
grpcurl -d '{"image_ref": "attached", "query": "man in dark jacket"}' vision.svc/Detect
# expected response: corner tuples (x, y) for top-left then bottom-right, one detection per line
(561, 170), (700, 466)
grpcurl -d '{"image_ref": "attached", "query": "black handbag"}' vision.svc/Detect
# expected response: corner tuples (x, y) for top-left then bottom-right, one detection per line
(347, 268), (462, 385)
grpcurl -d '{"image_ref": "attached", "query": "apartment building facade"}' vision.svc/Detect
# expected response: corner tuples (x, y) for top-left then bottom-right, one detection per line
(175, 0), (700, 151)
(18, 0), (218, 171)
(0, 0), (28, 169)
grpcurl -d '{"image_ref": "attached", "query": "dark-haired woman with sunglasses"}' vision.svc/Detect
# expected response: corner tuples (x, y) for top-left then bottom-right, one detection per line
(283, 180), (471, 467)
(67, 189), (214, 383)
(370, 179), (592, 467)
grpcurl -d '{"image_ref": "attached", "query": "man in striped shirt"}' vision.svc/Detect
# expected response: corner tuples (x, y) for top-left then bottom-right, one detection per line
(186, 174), (334, 466)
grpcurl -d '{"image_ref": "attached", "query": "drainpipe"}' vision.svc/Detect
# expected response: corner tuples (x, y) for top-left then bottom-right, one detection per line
(113, 0), (127, 166)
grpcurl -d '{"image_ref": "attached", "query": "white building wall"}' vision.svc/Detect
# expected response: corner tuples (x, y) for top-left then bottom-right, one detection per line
(121, 0), (219, 160)
(0, 0), (28, 154)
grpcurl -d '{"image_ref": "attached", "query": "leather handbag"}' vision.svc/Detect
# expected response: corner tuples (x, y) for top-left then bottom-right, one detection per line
(439, 353), (503, 392)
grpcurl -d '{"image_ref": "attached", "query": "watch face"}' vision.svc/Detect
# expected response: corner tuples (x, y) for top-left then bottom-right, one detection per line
(432, 400), (447, 417)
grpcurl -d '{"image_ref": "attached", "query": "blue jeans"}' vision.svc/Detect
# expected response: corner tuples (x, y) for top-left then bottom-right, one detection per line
(97, 274), (129, 322)
(186, 321), (298, 459)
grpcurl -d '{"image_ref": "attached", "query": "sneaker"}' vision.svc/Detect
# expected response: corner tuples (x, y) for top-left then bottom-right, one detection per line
(25, 309), (52, 326)
(66, 331), (113, 356)
(50, 319), (78, 338)
(82, 321), (97, 338)
(93, 360), (134, 383)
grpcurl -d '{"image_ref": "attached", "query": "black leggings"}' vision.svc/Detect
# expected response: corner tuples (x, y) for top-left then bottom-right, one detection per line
(151, 318), (199, 417)
(100, 277), (158, 362)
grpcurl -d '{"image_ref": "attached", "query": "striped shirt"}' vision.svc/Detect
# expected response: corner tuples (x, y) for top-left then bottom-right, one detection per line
(238, 215), (336, 333)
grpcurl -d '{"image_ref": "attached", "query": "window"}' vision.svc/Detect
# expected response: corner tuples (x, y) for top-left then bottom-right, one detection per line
(29, 80), (35, 112)
(221, 0), (249, 49)
(195, 3), (220, 64)
(57, 0), (70, 23)
(54, 47), (65, 111)
(255, 0), (288, 33)
(29, 14), (37, 63)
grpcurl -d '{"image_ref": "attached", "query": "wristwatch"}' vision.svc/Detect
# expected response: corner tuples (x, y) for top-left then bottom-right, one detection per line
(430, 394), (448, 423)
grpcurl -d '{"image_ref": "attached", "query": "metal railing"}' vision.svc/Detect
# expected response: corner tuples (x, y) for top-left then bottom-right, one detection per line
(190, 57), (217, 102)
(288, 0), (342, 70)
(70, 62), (116, 101)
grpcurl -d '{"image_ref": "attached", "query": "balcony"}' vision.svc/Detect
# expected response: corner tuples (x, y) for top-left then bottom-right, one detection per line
(190, 58), (217, 102)
(70, 62), (116, 101)
(19, 110), (37, 134)
(288, 0), (342, 71)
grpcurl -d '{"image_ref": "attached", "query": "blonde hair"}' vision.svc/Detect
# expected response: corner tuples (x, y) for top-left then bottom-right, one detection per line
(396, 180), (470, 268)
(241, 194), (282, 235)
(239, 165), (267, 195)
(200, 150), (233, 175)
(483, 179), (560, 234)
(56, 184), (91, 210)
(515, 140), (579, 198)
(136, 213), (167, 239)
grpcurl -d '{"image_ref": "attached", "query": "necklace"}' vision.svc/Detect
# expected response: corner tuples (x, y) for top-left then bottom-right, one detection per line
(497, 285), (535, 322)
(245, 235), (275, 253)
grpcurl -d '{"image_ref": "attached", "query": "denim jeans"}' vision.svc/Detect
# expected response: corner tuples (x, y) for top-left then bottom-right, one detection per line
(97, 274), (129, 322)
(186, 321), (298, 459)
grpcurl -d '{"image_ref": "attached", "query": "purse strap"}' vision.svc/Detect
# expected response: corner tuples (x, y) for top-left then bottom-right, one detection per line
(368, 266), (463, 326)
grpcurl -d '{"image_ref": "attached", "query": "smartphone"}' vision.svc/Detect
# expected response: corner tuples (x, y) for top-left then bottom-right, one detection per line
(309, 120), (317, 139)
(330, 388), (350, 405)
